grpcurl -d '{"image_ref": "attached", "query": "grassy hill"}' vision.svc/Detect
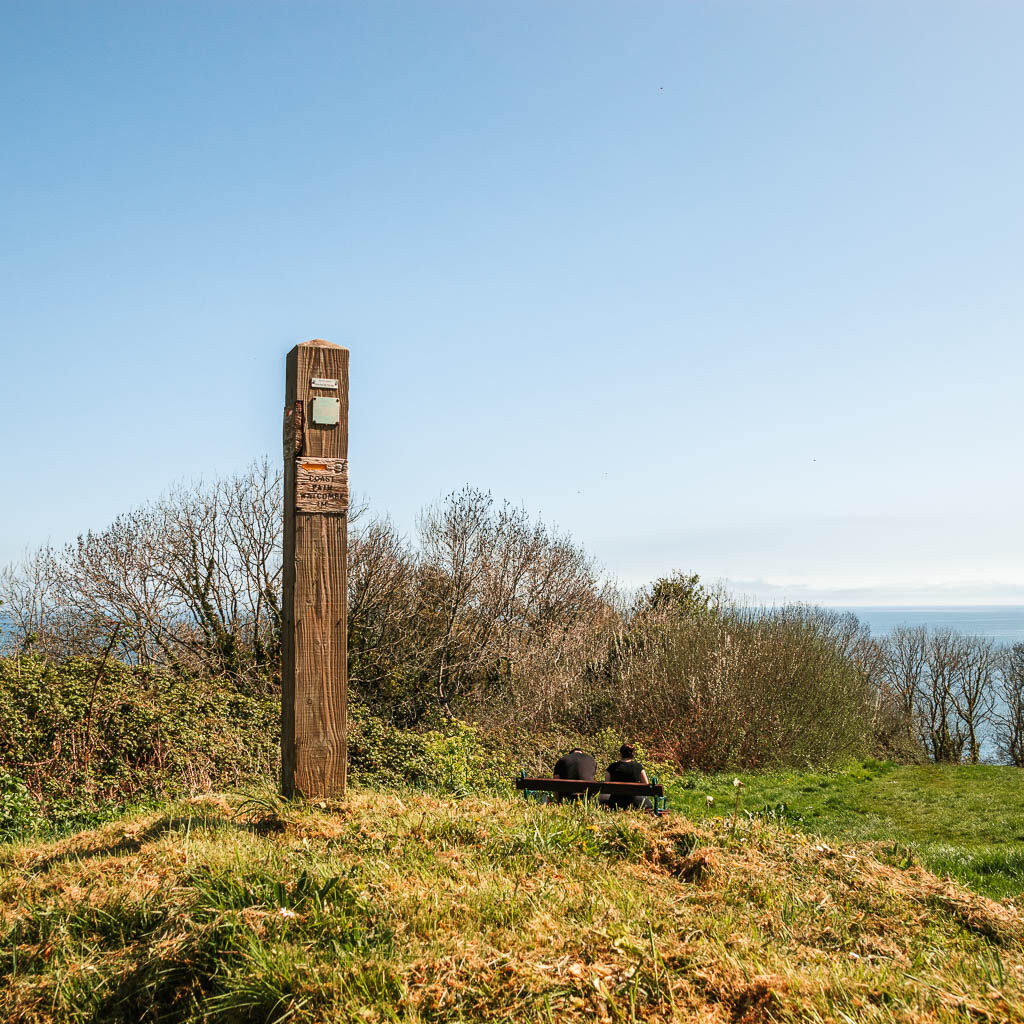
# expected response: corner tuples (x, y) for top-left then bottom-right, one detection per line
(2, 785), (1023, 1023)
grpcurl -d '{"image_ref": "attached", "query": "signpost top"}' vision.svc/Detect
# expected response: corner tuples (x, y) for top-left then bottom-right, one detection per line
(295, 338), (348, 350)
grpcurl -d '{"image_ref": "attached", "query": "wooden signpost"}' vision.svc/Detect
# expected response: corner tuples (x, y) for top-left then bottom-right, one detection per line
(282, 340), (349, 798)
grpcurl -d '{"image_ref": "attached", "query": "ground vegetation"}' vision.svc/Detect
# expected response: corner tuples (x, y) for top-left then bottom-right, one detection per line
(2, 789), (1022, 1023)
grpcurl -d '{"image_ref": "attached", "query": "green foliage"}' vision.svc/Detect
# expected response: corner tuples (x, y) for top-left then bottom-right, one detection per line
(0, 771), (40, 841)
(348, 705), (513, 795)
(643, 571), (714, 617)
(0, 654), (278, 837)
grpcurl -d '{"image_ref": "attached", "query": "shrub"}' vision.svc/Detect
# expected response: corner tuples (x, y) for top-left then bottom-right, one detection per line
(0, 654), (278, 828)
(348, 706), (512, 794)
(597, 601), (876, 771)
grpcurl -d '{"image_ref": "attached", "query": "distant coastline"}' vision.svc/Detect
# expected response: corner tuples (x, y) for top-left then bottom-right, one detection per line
(841, 605), (1024, 646)
(4, 605), (1024, 646)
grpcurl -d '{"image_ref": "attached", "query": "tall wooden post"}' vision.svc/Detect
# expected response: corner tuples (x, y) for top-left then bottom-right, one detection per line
(282, 340), (349, 798)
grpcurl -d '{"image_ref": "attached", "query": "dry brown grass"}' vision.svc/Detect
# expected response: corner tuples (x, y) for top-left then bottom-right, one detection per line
(2, 790), (1022, 1023)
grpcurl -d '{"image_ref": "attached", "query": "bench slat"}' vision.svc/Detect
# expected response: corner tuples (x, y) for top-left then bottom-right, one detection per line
(515, 777), (664, 797)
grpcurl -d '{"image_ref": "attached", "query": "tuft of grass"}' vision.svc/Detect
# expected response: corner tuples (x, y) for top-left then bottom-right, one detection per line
(2, 789), (1023, 1022)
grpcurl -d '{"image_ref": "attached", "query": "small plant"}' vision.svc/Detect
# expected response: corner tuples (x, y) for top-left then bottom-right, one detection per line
(348, 707), (513, 795)
(882, 841), (919, 870)
(0, 770), (40, 840)
(731, 777), (744, 832)
(232, 793), (288, 834)
(749, 801), (803, 826)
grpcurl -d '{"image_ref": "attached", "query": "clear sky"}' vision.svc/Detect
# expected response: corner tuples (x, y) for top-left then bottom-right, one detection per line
(2, 1), (1022, 604)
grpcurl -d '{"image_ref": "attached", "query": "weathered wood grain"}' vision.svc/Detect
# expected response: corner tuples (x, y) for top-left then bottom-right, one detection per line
(283, 400), (304, 459)
(282, 340), (349, 798)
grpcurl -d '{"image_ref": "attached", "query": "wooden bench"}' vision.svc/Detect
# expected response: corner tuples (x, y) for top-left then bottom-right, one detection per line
(515, 774), (667, 813)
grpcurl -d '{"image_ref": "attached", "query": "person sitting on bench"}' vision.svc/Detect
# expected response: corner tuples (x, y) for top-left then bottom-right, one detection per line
(602, 744), (652, 810)
(552, 746), (597, 801)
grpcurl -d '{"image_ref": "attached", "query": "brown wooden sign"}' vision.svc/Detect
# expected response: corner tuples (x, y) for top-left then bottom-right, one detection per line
(295, 457), (349, 513)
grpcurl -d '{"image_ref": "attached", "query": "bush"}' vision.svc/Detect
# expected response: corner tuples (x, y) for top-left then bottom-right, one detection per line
(348, 706), (513, 794)
(0, 655), (525, 837)
(0, 654), (278, 831)
(595, 601), (876, 771)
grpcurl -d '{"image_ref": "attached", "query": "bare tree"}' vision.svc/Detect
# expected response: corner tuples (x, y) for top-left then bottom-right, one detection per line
(346, 513), (418, 715)
(147, 460), (283, 680)
(951, 635), (996, 764)
(995, 643), (1024, 766)
(415, 487), (610, 722)
(917, 630), (969, 763)
(0, 459), (284, 683)
(881, 626), (929, 746)
(53, 507), (178, 665)
(0, 546), (64, 657)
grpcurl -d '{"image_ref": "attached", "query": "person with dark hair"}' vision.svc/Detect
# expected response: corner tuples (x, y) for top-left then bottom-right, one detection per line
(602, 743), (651, 810)
(552, 746), (597, 801)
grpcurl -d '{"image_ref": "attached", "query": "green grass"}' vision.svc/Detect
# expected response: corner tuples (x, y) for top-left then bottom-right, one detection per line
(2, 790), (1023, 1023)
(663, 759), (1024, 900)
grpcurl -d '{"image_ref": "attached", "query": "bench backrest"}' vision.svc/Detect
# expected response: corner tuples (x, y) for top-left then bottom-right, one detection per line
(514, 777), (664, 797)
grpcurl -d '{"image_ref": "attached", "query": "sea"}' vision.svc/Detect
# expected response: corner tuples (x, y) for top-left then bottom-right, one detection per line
(839, 606), (1024, 647)
(3, 608), (1023, 647)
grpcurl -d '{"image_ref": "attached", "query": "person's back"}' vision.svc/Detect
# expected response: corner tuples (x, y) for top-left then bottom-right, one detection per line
(552, 748), (596, 802)
(553, 748), (597, 782)
(606, 758), (644, 785)
(603, 743), (650, 810)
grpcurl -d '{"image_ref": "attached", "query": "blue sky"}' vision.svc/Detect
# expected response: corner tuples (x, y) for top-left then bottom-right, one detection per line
(2, 1), (1022, 604)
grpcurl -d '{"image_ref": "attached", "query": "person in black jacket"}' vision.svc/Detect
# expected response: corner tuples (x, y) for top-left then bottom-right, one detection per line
(552, 746), (597, 802)
(602, 743), (651, 810)
(553, 747), (597, 781)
